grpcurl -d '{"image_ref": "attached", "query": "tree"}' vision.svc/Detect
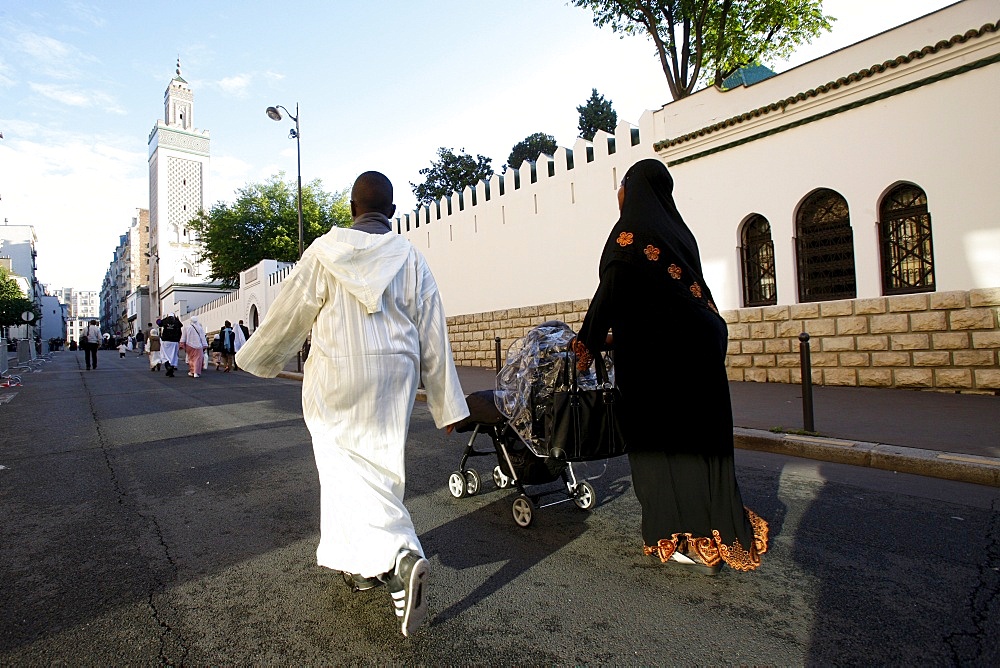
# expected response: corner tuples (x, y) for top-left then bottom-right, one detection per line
(577, 89), (618, 140)
(188, 174), (351, 287)
(572, 0), (832, 100)
(506, 133), (559, 171)
(411, 147), (494, 207)
(0, 267), (39, 333)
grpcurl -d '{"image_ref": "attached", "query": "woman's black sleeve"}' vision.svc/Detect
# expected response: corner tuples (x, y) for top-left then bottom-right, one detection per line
(577, 262), (621, 354)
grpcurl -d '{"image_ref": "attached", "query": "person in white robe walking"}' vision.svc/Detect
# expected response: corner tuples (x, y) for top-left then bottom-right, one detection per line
(236, 171), (468, 637)
(231, 319), (246, 370)
(180, 316), (209, 377)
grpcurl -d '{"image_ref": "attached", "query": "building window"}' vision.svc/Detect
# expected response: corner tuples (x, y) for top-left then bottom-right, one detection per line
(740, 214), (777, 306)
(795, 188), (857, 302)
(879, 183), (935, 294)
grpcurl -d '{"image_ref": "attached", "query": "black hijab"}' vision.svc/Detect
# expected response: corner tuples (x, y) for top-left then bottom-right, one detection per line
(599, 158), (720, 315)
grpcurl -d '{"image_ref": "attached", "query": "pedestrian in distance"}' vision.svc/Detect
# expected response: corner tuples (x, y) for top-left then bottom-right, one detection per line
(574, 158), (769, 575)
(147, 321), (164, 371)
(209, 333), (223, 370)
(217, 321), (236, 372)
(159, 313), (182, 377)
(117, 341), (127, 358)
(236, 170), (469, 637)
(232, 320), (246, 370)
(80, 319), (102, 370)
(180, 316), (209, 378)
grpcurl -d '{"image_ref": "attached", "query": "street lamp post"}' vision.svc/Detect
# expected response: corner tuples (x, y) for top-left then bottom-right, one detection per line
(265, 103), (305, 372)
(265, 103), (303, 259)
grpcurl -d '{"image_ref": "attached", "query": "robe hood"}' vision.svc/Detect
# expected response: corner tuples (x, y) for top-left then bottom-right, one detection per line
(309, 227), (412, 314)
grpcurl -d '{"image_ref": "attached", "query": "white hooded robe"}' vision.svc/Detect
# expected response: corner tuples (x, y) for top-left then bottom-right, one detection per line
(236, 227), (469, 577)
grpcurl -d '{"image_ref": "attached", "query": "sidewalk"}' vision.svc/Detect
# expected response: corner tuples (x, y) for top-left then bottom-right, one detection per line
(283, 361), (1000, 486)
(448, 365), (1000, 487)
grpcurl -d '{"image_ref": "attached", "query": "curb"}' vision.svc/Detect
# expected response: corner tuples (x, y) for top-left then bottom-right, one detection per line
(734, 428), (1000, 487)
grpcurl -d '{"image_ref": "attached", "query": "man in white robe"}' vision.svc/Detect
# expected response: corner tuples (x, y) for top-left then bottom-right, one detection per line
(236, 171), (469, 637)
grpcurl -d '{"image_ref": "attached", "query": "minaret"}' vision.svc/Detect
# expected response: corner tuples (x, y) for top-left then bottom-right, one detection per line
(147, 58), (211, 317)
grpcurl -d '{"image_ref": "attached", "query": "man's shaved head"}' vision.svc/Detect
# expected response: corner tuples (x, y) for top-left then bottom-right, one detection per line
(351, 171), (394, 217)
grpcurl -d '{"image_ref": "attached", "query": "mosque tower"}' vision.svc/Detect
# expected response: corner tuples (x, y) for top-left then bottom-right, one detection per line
(147, 59), (213, 317)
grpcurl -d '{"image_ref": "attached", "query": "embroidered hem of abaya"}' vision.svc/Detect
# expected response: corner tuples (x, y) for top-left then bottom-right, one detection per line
(629, 450), (769, 572)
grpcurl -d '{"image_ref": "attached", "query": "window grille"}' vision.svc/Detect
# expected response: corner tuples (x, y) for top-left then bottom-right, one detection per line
(741, 214), (777, 306)
(879, 184), (935, 294)
(796, 188), (857, 302)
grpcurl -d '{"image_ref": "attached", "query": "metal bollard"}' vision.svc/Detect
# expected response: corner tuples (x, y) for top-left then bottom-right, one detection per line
(798, 332), (815, 432)
(494, 337), (502, 374)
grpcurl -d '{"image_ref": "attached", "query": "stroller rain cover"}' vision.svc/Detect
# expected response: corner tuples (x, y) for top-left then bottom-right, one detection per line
(494, 320), (613, 459)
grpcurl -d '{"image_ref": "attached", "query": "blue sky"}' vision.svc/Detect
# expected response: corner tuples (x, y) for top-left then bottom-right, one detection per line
(0, 0), (955, 290)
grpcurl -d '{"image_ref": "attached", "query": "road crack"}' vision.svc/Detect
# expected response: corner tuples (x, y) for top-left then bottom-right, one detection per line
(83, 373), (190, 665)
(943, 498), (1000, 663)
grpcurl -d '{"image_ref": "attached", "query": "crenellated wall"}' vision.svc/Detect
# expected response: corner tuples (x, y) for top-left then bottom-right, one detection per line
(396, 118), (656, 316)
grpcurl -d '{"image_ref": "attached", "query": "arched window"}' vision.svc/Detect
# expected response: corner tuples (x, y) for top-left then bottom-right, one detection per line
(740, 214), (777, 306)
(796, 188), (857, 302)
(879, 183), (934, 294)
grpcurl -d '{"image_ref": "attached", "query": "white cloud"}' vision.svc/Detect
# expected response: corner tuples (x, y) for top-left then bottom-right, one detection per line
(207, 154), (256, 205)
(16, 32), (92, 80)
(29, 82), (89, 106)
(0, 57), (14, 87)
(66, 2), (107, 29)
(27, 82), (125, 113)
(0, 130), (147, 289)
(218, 74), (253, 98)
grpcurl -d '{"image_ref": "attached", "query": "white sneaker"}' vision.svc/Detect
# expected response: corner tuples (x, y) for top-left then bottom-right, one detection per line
(387, 550), (429, 637)
(670, 551), (697, 565)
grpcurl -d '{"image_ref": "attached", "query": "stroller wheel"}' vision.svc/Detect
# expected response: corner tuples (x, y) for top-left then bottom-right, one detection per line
(574, 480), (596, 510)
(463, 469), (481, 496)
(512, 495), (534, 527)
(492, 465), (511, 489)
(448, 471), (467, 498)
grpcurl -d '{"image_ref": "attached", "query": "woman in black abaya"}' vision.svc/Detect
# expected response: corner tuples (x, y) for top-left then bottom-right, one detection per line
(574, 158), (768, 574)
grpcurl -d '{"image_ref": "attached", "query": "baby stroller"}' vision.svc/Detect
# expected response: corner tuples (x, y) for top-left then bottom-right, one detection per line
(448, 321), (615, 527)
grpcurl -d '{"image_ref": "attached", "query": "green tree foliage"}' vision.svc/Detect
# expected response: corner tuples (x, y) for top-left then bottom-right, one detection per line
(0, 267), (39, 331)
(189, 174), (351, 287)
(572, 0), (832, 99)
(506, 133), (559, 171)
(0, 267), (22, 301)
(577, 89), (619, 140)
(411, 147), (494, 207)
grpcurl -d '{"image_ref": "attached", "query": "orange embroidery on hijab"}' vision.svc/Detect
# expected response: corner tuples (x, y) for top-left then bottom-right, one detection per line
(668, 264), (682, 279)
(707, 300), (718, 314)
(617, 232), (634, 247)
(644, 245), (660, 261)
(690, 282), (703, 298)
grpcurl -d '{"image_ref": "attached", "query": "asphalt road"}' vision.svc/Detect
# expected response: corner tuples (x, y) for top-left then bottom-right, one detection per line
(1, 351), (998, 665)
